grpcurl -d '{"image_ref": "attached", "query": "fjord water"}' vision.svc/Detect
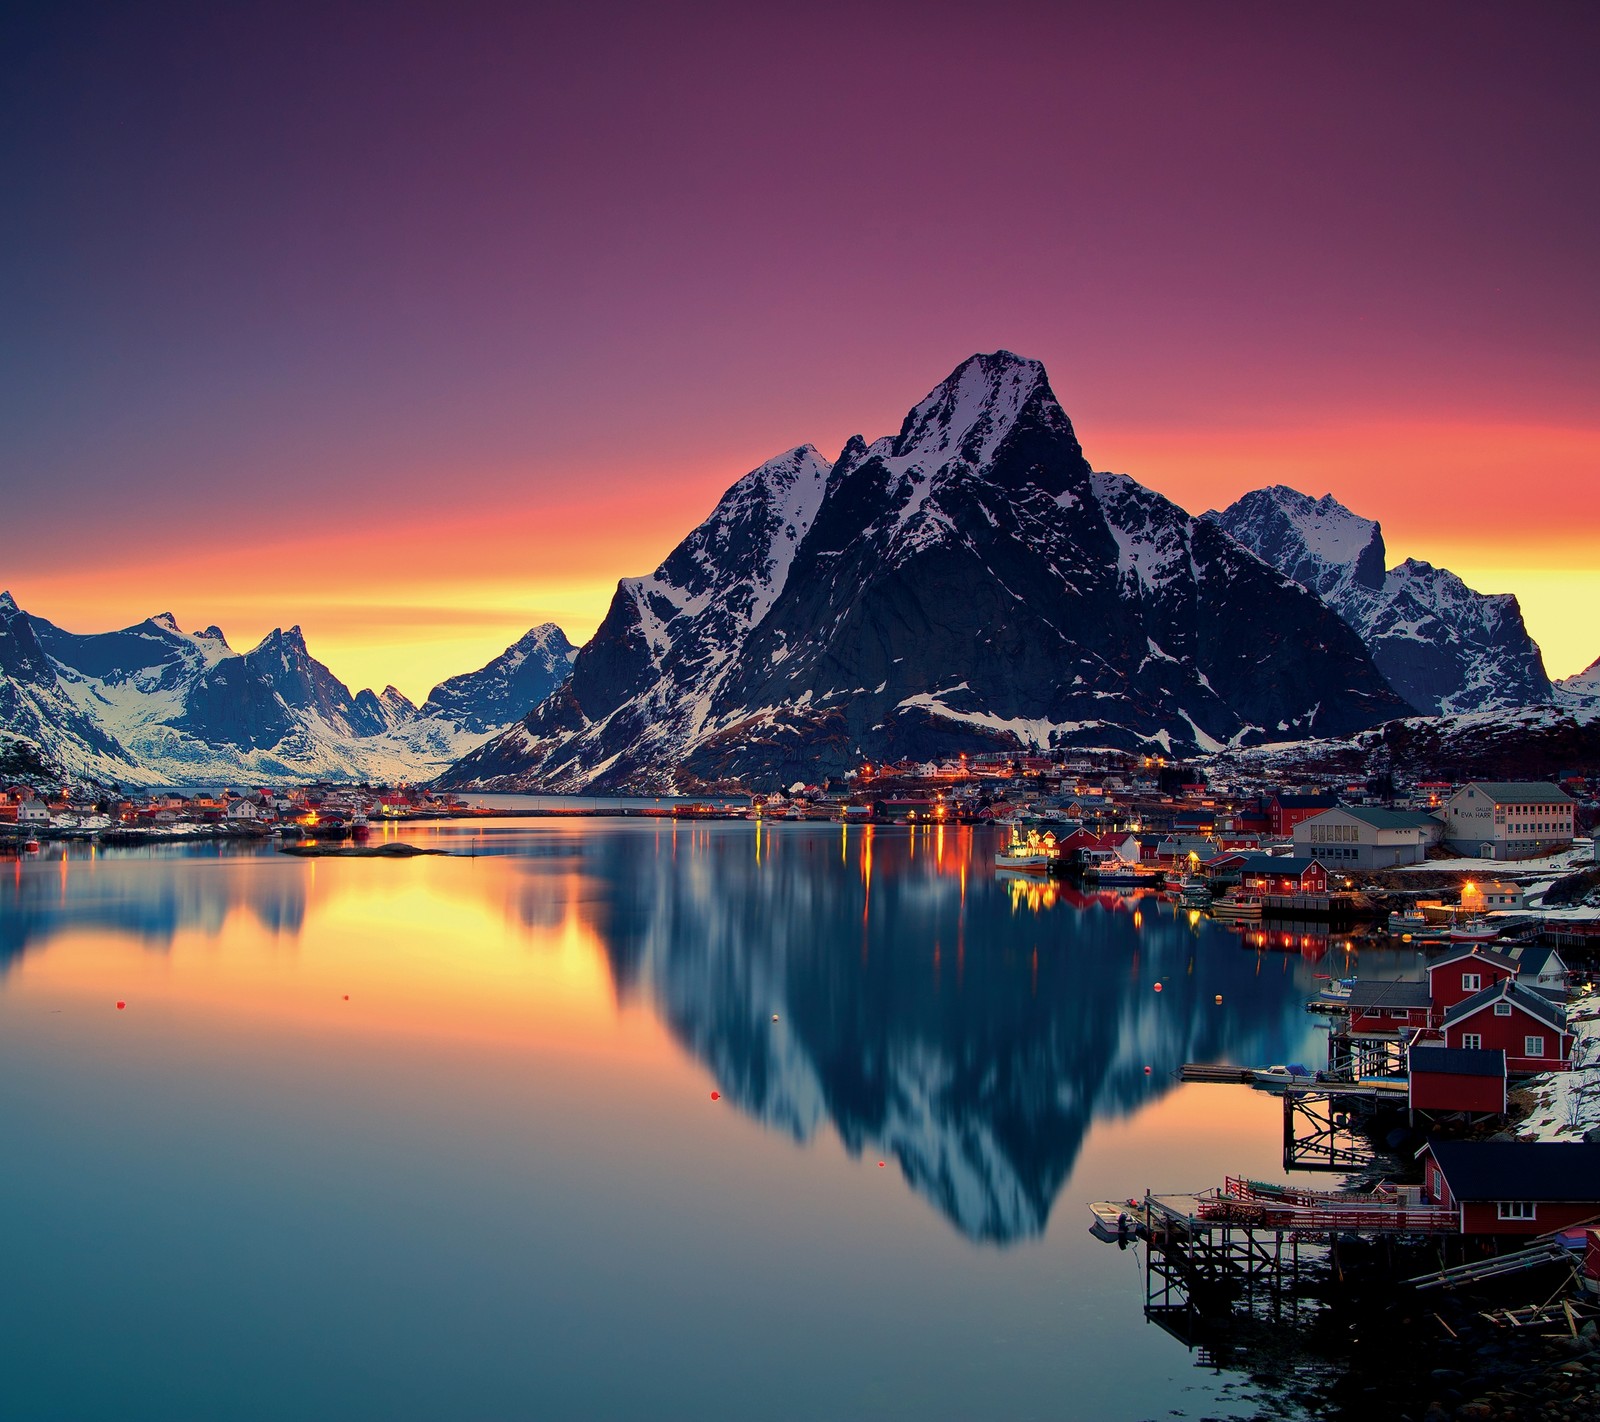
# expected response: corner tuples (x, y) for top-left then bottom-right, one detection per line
(1, 821), (1375, 1421)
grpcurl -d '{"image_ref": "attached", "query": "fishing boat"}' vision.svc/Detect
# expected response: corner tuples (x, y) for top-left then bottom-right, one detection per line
(993, 828), (1055, 875)
(1448, 918), (1499, 943)
(1211, 892), (1263, 922)
(1315, 976), (1356, 1004)
(23, 839), (41, 853)
(1387, 909), (1428, 933)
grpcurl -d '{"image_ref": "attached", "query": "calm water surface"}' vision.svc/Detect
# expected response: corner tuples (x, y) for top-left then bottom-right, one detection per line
(0, 821), (1428, 1420)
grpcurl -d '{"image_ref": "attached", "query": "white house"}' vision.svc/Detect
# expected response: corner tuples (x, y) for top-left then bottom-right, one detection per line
(1442, 783), (1576, 859)
(17, 797), (50, 824)
(1292, 804), (1444, 869)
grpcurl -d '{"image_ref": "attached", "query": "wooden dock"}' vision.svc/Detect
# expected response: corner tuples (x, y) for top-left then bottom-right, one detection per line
(1178, 1064), (1255, 1083)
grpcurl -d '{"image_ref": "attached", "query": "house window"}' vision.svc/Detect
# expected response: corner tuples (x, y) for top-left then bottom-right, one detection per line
(1494, 1003), (1512, 1017)
(1462, 973), (1481, 991)
(1524, 1036), (1545, 1057)
(1389, 1009), (1410, 1019)
(1496, 1201), (1536, 1220)
(1461, 1033), (1482, 1050)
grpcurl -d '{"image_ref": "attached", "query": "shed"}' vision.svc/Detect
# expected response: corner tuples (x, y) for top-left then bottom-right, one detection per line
(1407, 1046), (1507, 1117)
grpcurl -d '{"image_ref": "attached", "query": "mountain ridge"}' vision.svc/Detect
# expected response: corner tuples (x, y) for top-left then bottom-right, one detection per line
(1208, 485), (1552, 714)
(446, 352), (1414, 792)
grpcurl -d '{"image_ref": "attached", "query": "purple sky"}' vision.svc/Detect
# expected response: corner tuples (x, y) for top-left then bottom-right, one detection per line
(4, 1), (1597, 695)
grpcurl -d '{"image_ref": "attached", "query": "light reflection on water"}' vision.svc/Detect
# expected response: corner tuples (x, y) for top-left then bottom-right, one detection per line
(0, 822), (1428, 1421)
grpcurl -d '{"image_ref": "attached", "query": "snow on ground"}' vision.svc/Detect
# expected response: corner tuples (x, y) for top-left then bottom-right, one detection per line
(1516, 990), (1600, 1142)
(1399, 847), (1590, 875)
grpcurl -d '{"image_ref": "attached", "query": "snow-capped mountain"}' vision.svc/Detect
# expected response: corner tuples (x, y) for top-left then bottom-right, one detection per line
(1556, 654), (1600, 711)
(417, 624), (577, 734)
(0, 591), (575, 785)
(447, 353), (1410, 792)
(1, 592), (142, 782)
(1208, 486), (1552, 715)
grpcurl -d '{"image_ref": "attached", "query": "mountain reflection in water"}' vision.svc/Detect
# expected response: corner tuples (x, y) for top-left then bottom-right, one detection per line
(535, 821), (1324, 1243)
(1, 822), (1331, 1245)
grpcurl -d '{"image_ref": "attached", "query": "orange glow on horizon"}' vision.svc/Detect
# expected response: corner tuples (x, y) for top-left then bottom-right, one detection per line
(5, 416), (1596, 701)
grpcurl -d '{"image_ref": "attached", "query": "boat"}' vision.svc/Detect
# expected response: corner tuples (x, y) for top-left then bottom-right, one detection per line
(1448, 918), (1499, 943)
(1250, 1063), (1317, 1090)
(1087, 1199), (1143, 1242)
(994, 828), (1056, 875)
(1387, 909), (1428, 933)
(1078, 848), (1162, 887)
(23, 839), (41, 853)
(1315, 976), (1356, 1003)
(1177, 880), (1212, 907)
(1211, 892), (1263, 921)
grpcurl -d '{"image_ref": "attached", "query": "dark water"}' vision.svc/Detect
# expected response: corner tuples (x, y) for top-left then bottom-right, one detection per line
(0, 821), (1426, 1420)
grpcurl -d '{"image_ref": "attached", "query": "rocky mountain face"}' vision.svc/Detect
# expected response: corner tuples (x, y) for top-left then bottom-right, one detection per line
(1, 591), (135, 781)
(1556, 655), (1600, 711)
(447, 353), (1412, 793)
(0, 591), (574, 785)
(417, 624), (577, 734)
(1208, 486), (1552, 715)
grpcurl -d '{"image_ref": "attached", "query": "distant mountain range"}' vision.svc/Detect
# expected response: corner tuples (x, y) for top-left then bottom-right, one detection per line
(6, 350), (1592, 790)
(0, 591), (574, 786)
(1206, 487), (1552, 715)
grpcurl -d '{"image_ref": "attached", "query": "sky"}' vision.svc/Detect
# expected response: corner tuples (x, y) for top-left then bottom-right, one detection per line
(3, 0), (1597, 700)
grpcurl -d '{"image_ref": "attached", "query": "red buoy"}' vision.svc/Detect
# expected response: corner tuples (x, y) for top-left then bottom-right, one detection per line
(1153, 982), (1163, 992)
(710, 1091), (720, 1101)
(1144, 1066), (1152, 1074)
(343, 995), (349, 1001)
(116, 1001), (125, 1010)
(878, 1161), (885, 1168)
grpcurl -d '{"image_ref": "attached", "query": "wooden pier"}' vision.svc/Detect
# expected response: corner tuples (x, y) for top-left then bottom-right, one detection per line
(1178, 1063), (1256, 1083)
(1140, 1180), (1459, 1346)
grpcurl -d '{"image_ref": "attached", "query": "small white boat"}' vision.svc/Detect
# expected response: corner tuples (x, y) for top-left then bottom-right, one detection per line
(1316, 976), (1356, 1003)
(1212, 892), (1263, 921)
(1251, 1064), (1316, 1090)
(1448, 918), (1498, 943)
(1087, 1199), (1143, 1241)
(1387, 910), (1428, 932)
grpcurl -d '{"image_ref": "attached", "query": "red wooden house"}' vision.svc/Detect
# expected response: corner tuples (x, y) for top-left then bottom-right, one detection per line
(1236, 856), (1329, 895)
(1346, 979), (1435, 1036)
(1269, 793), (1338, 837)
(1440, 979), (1572, 1073)
(1425, 947), (1519, 1014)
(1423, 1141), (1600, 1237)
(1406, 1045), (1507, 1118)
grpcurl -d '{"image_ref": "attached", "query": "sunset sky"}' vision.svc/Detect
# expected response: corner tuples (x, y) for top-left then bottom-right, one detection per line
(4, 0), (1597, 701)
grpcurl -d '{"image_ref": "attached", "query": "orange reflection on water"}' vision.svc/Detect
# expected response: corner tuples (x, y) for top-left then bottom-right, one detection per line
(4, 856), (663, 1061)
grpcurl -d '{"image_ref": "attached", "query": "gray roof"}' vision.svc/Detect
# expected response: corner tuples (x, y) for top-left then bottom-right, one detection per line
(1460, 782), (1574, 805)
(1425, 946), (1519, 975)
(1409, 1046), (1506, 1079)
(1428, 1141), (1600, 1201)
(1332, 805), (1444, 830)
(1442, 978), (1567, 1033)
(1347, 978), (1434, 1010)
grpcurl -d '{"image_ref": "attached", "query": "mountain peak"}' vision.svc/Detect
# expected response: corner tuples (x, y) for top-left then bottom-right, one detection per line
(1209, 485), (1387, 599)
(0, 590), (17, 614)
(150, 612), (181, 633)
(892, 351), (1064, 468)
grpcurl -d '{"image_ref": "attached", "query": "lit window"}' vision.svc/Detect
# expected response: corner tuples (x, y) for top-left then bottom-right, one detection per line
(1524, 1036), (1545, 1057)
(1496, 1201), (1536, 1220)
